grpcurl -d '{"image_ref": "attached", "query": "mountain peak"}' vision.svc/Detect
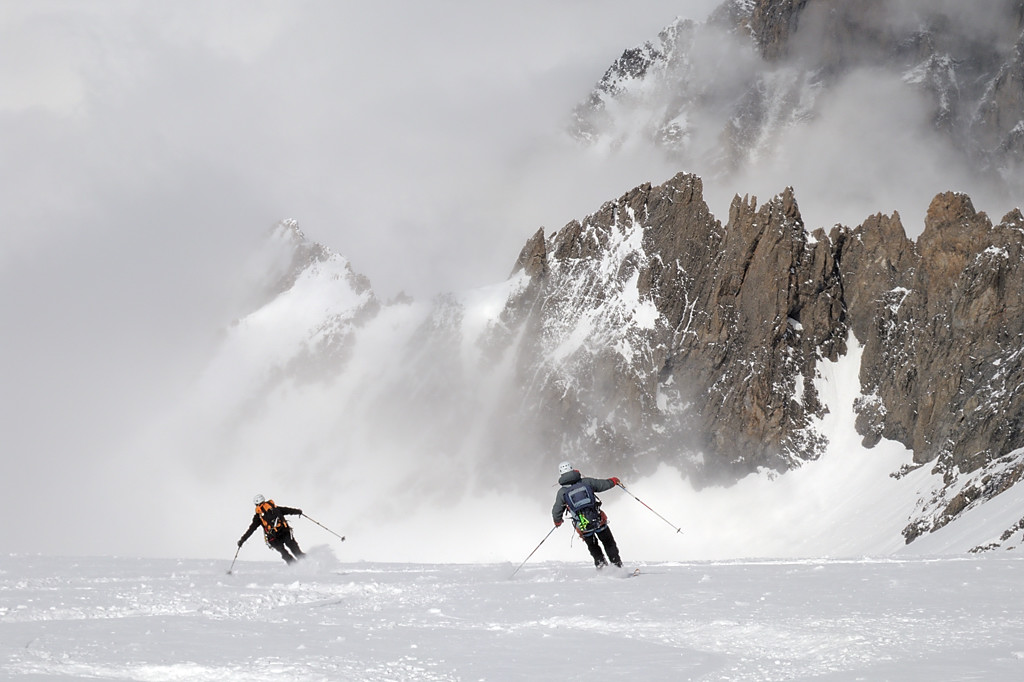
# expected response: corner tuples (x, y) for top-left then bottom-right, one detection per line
(575, 0), (1024, 203)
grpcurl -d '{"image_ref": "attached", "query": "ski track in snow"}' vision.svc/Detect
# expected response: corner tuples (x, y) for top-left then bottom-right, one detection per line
(3, 553), (1024, 681)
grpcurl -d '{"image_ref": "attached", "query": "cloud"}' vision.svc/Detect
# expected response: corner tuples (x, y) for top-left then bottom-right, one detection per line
(7, 0), (1011, 560)
(718, 67), (1003, 233)
(573, 1), (1021, 237)
(0, 0), (720, 557)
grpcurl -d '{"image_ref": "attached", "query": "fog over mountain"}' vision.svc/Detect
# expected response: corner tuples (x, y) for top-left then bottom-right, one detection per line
(1, 0), (719, 558)
(574, 0), (1024, 235)
(3, 0), (1022, 564)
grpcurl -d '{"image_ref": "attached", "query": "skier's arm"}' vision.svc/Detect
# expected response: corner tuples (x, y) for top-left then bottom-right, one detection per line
(238, 515), (260, 545)
(585, 477), (617, 493)
(551, 490), (567, 525)
(277, 506), (303, 516)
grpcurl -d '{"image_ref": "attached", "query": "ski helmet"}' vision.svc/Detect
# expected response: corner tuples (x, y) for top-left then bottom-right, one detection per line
(253, 494), (265, 506)
(558, 461), (573, 475)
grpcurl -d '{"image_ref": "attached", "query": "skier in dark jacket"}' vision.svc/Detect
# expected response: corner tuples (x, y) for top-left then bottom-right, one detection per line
(238, 494), (306, 563)
(552, 461), (623, 569)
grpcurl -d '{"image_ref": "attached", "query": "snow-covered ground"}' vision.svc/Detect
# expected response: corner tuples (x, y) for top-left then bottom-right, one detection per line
(3, 548), (1024, 681)
(5, 335), (1022, 679)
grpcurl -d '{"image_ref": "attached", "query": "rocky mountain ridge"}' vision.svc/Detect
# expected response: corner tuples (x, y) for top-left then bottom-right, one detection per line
(574, 0), (1024, 196)
(242, 172), (1023, 546)
(503, 172), (1024, 541)
(513, 175), (1023, 454)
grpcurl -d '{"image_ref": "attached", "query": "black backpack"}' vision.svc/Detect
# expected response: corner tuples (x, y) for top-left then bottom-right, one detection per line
(256, 500), (290, 541)
(563, 481), (605, 536)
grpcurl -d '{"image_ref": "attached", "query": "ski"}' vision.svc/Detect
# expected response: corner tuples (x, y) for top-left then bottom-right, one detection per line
(603, 566), (640, 578)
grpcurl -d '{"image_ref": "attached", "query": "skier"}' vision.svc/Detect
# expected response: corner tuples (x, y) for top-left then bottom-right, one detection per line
(238, 494), (306, 563)
(552, 461), (623, 569)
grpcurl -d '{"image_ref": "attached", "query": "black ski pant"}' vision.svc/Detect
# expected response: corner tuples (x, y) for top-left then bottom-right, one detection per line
(583, 526), (621, 568)
(269, 532), (305, 563)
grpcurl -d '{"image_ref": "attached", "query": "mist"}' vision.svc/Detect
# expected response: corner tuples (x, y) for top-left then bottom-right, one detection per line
(721, 67), (1005, 233)
(4, 1), (1018, 563)
(577, 0), (1021, 234)
(1, 1), (721, 559)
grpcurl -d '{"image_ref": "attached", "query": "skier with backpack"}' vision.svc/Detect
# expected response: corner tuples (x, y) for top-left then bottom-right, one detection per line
(551, 461), (623, 569)
(237, 494), (306, 563)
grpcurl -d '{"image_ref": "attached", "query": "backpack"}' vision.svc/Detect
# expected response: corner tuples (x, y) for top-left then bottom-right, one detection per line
(256, 500), (290, 541)
(563, 481), (606, 537)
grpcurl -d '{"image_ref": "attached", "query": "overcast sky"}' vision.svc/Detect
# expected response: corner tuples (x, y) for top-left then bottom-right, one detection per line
(1, 1), (723, 555)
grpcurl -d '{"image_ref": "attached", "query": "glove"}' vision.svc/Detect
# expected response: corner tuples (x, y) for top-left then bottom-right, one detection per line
(610, 477), (621, 486)
(297, 510), (303, 516)
(237, 539), (244, 548)
(554, 520), (563, 527)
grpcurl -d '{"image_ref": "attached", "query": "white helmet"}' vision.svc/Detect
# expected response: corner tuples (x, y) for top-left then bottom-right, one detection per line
(253, 494), (266, 505)
(558, 461), (574, 475)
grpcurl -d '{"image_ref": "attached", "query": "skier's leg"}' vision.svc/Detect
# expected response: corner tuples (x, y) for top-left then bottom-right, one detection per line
(271, 539), (295, 563)
(285, 532), (305, 558)
(583, 534), (607, 567)
(598, 527), (622, 567)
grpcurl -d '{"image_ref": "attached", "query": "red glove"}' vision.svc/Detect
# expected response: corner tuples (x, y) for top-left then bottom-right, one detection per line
(554, 519), (563, 527)
(610, 477), (621, 486)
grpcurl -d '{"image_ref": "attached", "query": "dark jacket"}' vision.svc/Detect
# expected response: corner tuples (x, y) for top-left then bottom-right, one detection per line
(552, 470), (615, 523)
(240, 504), (302, 545)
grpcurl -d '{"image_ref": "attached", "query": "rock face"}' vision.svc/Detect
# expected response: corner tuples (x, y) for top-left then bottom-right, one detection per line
(854, 195), (1024, 469)
(575, 0), (1024, 191)
(235, 175), (1022, 545)
(499, 172), (1024, 534)
(500, 173), (835, 481)
(553, 0), (1024, 539)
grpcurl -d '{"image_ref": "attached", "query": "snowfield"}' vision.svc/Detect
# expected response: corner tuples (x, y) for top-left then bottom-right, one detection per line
(4, 549), (1024, 681)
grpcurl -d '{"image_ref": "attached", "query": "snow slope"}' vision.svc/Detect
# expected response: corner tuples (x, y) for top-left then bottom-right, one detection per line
(3, 550), (1024, 681)
(6, 336), (1022, 679)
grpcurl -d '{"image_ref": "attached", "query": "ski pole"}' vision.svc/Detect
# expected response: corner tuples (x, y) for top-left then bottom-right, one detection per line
(227, 546), (240, 575)
(617, 483), (684, 534)
(510, 525), (558, 578)
(302, 513), (346, 542)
